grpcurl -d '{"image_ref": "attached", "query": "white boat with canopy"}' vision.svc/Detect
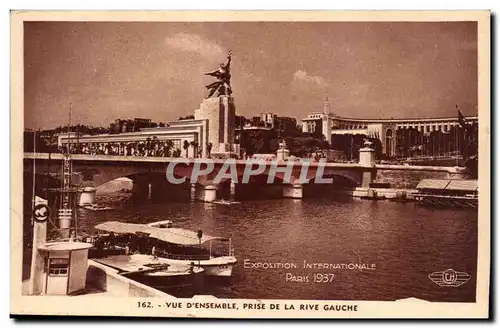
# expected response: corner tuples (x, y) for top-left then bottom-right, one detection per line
(93, 221), (237, 277)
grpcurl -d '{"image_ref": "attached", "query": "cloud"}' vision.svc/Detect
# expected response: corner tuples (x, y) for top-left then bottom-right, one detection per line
(165, 33), (225, 59)
(292, 70), (326, 87)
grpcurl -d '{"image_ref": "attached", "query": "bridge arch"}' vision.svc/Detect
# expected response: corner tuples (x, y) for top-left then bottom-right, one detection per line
(299, 166), (363, 187)
(210, 173), (289, 201)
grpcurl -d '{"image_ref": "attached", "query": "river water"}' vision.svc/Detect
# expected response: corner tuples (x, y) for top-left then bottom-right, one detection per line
(77, 192), (477, 302)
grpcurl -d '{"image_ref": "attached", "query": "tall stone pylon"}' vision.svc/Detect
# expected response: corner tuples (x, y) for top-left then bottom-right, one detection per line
(323, 97), (331, 115)
(195, 95), (235, 155)
(322, 97), (332, 145)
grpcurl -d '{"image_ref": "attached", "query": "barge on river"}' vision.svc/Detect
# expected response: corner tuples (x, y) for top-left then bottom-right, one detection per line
(413, 178), (478, 208)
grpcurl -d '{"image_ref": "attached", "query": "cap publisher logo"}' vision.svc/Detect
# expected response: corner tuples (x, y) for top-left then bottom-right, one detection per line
(429, 269), (471, 287)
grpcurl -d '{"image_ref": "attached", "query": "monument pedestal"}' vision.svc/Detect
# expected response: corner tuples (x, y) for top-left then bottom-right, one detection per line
(276, 140), (290, 161)
(277, 148), (290, 161)
(359, 147), (375, 167)
(358, 140), (377, 188)
(194, 95), (235, 156)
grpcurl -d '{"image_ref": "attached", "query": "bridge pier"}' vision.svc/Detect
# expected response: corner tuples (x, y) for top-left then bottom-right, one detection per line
(191, 184), (196, 202)
(79, 187), (97, 206)
(361, 169), (377, 188)
(197, 180), (237, 201)
(282, 183), (303, 199)
(359, 142), (377, 187)
(194, 184), (217, 202)
(230, 179), (236, 199)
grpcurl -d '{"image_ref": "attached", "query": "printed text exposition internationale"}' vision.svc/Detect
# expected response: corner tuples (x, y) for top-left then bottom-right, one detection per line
(243, 259), (376, 270)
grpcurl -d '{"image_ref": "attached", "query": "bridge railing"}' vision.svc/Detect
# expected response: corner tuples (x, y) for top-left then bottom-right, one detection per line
(24, 152), (463, 173)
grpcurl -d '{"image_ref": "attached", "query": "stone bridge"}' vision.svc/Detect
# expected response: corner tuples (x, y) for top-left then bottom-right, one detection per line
(23, 152), (465, 202)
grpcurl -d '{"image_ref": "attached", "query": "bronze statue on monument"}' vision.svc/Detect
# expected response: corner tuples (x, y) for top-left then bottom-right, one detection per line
(204, 50), (232, 99)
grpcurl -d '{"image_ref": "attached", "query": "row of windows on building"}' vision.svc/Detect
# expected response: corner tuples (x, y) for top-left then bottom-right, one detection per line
(303, 121), (370, 133)
(304, 121), (470, 134)
(332, 122), (461, 132)
(333, 123), (369, 130)
(395, 123), (459, 133)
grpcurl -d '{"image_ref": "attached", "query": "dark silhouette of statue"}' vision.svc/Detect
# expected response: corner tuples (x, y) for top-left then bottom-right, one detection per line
(204, 50), (232, 98)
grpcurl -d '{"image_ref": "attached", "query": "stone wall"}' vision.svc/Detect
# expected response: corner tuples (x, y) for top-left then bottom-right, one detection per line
(375, 169), (449, 189)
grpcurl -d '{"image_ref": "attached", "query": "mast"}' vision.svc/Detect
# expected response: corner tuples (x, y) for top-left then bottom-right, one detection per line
(31, 130), (36, 225)
(63, 102), (72, 205)
(59, 102), (73, 239)
(68, 102), (72, 155)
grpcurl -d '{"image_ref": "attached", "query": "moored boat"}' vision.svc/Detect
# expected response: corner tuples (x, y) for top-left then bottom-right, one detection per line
(82, 203), (114, 211)
(161, 256), (236, 277)
(93, 221), (237, 277)
(414, 178), (478, 208)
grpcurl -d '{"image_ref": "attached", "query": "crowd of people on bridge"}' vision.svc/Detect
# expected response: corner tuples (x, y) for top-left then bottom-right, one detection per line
(58, 139), (355, 163)
(59, 137), (189, 158)
(57, 137), (364, 164)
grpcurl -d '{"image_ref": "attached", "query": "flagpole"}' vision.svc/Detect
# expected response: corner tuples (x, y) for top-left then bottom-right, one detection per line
(32, 130), (36, 226)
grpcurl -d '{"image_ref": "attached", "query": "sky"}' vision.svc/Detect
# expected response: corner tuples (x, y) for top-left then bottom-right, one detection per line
(23, 21), (478, 130)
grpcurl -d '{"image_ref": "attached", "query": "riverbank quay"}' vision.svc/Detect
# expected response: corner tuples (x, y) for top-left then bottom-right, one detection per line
(341, 187), (417, 201)
(338, 178), (478, 208)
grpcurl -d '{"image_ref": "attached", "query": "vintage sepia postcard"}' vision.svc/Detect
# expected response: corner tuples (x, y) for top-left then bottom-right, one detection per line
(10, 10), (490, 319)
